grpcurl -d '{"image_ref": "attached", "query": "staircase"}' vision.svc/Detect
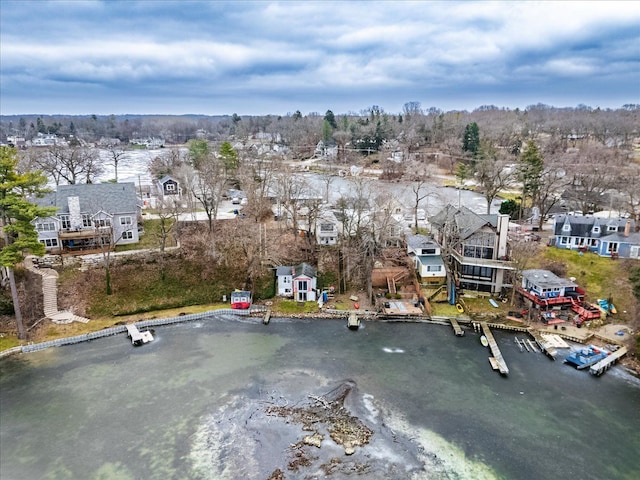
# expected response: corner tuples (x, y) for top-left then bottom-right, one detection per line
(25, 257), (90, 325)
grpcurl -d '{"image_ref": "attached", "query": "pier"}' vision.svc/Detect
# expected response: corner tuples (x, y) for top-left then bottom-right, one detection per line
(529, 331), (563, 360)
(348, 312), (361, 330)
(449, 318), (464, 336)
(125, 324), (153, 346)
(480, 322), (509, 375)
(590, 346), (628, 376)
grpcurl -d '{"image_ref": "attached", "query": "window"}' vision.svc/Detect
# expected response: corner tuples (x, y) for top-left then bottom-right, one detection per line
(608, 242), (619, 253)
(427, 265), (442, 272)
(560, 236), (568, 245)
(607, 225), (617, 232)
(120, 216), (132, 226)
(562, 223), (571, 232)
(320, 223), (334, 232)
(592, 226), (600, 234)
(423, 248), (436, 255)
(631, 246), (640, 259)
(94, 219), (111, 227)
(36, 222), (56, 232)
(60, 215), (70, 229)
(82, 214), (92, 227)
(121, 231), (133, 240)
(40, 238), (58, 247)
(165, 183), (176, 191)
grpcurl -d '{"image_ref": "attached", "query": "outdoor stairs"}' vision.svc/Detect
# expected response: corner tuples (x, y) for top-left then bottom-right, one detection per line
(26, 256), (90, 325)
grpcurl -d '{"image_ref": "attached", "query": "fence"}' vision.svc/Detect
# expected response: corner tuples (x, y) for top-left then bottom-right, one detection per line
(13, 308), (259, 356)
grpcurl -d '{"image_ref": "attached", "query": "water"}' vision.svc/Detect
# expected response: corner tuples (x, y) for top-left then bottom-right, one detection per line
(2, 318), (638, 479)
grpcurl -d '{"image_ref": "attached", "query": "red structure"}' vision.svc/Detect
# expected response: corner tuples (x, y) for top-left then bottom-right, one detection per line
(230, 290), (252, 309)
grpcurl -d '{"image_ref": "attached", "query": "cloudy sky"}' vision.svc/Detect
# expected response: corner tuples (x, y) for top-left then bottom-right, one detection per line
(1, 0), (638, 116)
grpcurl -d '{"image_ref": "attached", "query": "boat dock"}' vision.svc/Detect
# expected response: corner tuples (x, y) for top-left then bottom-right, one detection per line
(590, 346), (628, 376)
(449, 318), (464, 336)
(530, 331), (561, 359)
(480, 322), (509, 375)
(125, 324), (153, 346)
(348, 312), (360, 330)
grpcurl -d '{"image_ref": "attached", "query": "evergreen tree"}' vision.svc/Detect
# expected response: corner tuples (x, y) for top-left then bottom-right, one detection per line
(0, 147), (55, 338)
(462, 122), (480, 156)
(518, 140), (544, 207)
(324, 110), (338, 129)
(219, 141), (239, 172)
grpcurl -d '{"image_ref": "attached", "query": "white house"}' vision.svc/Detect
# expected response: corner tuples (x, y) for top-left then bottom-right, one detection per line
(406, 234), (446, 285)
(315, 210), (341, 246)
(276, 263), (318, 302)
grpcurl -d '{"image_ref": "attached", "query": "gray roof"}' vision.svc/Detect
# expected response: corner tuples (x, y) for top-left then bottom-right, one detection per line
(406, 234), (438, 250)
(417, 255), (445, 266)
(522, 269), (577, 289)
(276, 262), (317, 278)
(34, 183), (139, 215)
(553, 215), (633, 237)
(600, 231), (640, 245)
(430, 205), (496, 240)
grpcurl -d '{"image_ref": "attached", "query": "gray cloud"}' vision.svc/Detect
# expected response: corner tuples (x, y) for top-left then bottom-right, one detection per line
(1, 0), (638, 115)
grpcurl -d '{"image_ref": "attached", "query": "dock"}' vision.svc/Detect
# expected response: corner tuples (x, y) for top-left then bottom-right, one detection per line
(348, 312), (361, 330)
(449, 318), (464, 336)
(529, 331), (560, 360)
(480, 322), (509, 375)
(590, 346), (628, 376)
(125, 324), (153, 346)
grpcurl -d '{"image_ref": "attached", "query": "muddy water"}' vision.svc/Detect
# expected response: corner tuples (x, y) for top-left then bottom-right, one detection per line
(1, 317), (639, 479)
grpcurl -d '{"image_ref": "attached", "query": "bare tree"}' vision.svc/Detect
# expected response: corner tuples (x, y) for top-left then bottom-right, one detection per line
(508, 237), (543, 305)
(103, 141), (128, 182)
(34, 145), (103, 185)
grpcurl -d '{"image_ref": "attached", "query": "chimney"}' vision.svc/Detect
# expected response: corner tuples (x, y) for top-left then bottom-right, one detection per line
(624, 220), (631, 237)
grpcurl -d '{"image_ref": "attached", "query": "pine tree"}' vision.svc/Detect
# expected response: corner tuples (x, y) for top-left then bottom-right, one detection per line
(0, 147), (56, 338)
(462, 122), (480, 156)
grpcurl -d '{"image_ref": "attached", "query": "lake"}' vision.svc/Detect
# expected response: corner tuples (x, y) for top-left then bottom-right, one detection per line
(1, 317), (639, 479)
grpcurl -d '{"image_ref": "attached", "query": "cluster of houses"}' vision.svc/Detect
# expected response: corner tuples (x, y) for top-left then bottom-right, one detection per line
(30, 180), (640, 309)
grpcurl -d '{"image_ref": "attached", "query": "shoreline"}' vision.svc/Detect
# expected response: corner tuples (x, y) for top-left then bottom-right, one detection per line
(2, 307), (637, 378)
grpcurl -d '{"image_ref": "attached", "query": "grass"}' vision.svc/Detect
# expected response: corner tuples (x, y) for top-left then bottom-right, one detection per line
(272, 299), (320, 314)
(115, 218), (177, 252)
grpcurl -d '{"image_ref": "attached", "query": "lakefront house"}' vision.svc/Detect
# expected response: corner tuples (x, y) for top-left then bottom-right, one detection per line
(32, 183), (141, 254)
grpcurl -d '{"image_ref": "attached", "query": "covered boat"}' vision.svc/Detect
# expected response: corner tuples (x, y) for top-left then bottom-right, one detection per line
(564, 345), (610, 370)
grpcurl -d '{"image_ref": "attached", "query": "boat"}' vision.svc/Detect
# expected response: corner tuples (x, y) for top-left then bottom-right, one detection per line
(456, 303), (464, 313)
(348, 312), (360, 330)
(489, 299), (499, 308)
(564, 345), (610, 370)
(480, 335), (489, 347)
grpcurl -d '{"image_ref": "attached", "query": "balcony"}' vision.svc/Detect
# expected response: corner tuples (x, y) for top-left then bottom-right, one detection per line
(58, 226), (111, 240)
(451, 250), (514, 270)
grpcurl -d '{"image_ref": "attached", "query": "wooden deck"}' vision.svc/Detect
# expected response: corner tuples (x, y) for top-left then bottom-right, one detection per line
(449, 318), (464, 336)
(480, 322), (509, 375)
(590, 346), (628, 376)
(125, 324), (153, 346)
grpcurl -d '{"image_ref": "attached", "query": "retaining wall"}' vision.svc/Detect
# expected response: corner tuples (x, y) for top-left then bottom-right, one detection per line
(11, 308), (256, 357)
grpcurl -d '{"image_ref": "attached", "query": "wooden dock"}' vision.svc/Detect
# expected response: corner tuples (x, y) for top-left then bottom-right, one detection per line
(590, 346), (628, 376)
(480, 322), (509, 375)
(529, 331), (558, 360)
(125, 324), (153, 346)
(348, 312), (361, 330)
(449, 318), (464, 336)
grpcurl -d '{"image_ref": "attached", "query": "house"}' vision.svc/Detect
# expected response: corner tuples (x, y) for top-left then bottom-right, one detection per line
(315, 210), (341, 246)
(596, 222), (640, 259)
(157, 175), (181, 199)
(276, 263), (318, 302)
(406, 234), (446, 285)
(32, 183), (141, 254)
(552, 214), (638, 257)
(430, 205), (513, 294)
(520, 269), (581, 300)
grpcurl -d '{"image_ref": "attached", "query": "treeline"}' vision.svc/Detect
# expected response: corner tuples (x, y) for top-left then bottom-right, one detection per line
(2, 103), (639, 152)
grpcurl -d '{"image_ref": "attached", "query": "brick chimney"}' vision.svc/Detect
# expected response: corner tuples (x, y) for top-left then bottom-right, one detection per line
(624, 220), (631, 237)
